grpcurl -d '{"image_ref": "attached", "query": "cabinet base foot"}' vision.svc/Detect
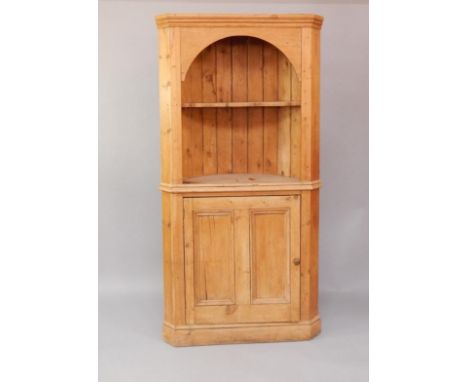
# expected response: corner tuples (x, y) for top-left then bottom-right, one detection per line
(163, 317), (321, 346)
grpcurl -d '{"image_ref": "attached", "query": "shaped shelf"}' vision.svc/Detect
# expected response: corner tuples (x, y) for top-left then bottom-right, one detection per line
(182, 101), (301, 108)
(160, 173), (321, 193)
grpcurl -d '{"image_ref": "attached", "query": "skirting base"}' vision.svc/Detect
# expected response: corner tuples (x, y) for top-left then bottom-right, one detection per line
(163, 317), (321, 346)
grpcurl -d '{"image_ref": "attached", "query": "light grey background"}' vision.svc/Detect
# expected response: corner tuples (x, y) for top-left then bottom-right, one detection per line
(99, 1), (368, 381)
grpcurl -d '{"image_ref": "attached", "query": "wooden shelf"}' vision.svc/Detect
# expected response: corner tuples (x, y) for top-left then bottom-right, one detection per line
(184, 173), (300, 184)
(160, 173), (321, 193)
(182, 101), (301, 108)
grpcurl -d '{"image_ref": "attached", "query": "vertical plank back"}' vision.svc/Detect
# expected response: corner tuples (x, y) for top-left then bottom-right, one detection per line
(277, 55), (292, 176)
(201, 45), (218, 175)
(231, 37), (248, 173)
(216, 39), (233, 174)
(263, 43), (279, 174)
(247, 38), (264, 173)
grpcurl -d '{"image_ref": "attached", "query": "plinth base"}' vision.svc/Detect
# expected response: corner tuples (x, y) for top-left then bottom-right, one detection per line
(163, 317), (321, 346)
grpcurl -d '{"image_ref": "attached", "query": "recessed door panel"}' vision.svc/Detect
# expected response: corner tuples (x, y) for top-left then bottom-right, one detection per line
(193, 212), (235, 306)
(251, 209), (290, 304)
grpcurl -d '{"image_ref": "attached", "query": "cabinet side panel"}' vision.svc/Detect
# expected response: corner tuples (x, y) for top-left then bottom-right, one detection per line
(300, 190), (319, 320)
(161, 192), (186, 325)
(301, 27), (312, 181)
(310, 190), (319, 317)
(171, 194), (186, 324)
(171, 28), (183, 183)
(159, 29), (172, 184)
(311, 29), (321, 180)
(162, 192), (174, 323)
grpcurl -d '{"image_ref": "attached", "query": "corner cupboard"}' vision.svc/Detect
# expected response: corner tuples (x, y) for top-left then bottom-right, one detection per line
(156, 13), (323, 346)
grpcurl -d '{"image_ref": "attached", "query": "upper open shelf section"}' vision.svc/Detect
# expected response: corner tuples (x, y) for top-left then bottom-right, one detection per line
(181, 36), (304, 181)
(157, 14), (322, 187)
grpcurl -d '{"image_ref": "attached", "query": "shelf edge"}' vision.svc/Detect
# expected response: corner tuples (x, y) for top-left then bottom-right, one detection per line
(160, 180), (321, 193)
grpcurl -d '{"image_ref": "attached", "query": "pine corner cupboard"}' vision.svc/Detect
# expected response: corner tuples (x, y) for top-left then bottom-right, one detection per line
(156, 13), (323, 346)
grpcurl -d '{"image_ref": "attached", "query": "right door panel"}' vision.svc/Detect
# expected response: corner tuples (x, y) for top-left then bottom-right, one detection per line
(250, 208), (292, 304)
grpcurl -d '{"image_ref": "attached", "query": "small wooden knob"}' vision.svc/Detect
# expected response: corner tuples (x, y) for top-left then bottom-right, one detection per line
(293, 258), (301, 266)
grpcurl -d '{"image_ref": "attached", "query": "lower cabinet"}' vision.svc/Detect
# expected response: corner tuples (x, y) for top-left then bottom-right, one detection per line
(183, 195), (300, 325)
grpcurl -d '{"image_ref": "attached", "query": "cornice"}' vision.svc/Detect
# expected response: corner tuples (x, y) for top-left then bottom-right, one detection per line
(155, 13), (324, 30)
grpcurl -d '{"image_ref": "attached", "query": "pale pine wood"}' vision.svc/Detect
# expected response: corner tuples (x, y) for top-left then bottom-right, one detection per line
(157, 13), (323, 346)
(176, 26), (305, 82)
(182, 101), (300, 108)
(215, 39), (233, 174)
(234, 209), (251, 306)
(311, 29), (321, 180)
(161, 193), (186, 325)
(247, 38), (264, 173)
(156, 13), (324, 28)
(158, 28), (172, 184)
(263, 42), (279, 174)
(161, 192), (173, 323)
(278, 54), (292, 176)
(201, 44), (217, 175)
(251, 209), (290, 304)
(180, 37), (301, 179)
(231, 38), (248, 173)
(193, 212), (236, 305)
(183, 198), (195, 324)
(300, 190), (319, 320)
(167, 28), (183, 184)
(310, 190), (320, 318)
(163, 318), (321, 347)
(161, 181), (321, 194)
(181, 56), (204, 177)
(299, 190), (312, 320)
(184, 196), (300, 325)
(184, 173), (301, 184)
(181, 69), (192, 178)
(290, 65), (302, 179)
(301, 27), (313, 181)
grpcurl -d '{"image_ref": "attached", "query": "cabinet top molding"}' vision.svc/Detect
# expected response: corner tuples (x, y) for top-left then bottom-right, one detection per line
(155, 13), (324, 29)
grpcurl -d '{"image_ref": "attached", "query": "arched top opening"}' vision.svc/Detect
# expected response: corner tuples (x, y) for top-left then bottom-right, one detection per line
(180, 31), (302, 82)
(182, 36), (301, 105)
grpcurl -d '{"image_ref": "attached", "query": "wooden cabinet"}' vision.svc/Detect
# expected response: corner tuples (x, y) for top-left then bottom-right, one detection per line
(156, 13), (323, 346)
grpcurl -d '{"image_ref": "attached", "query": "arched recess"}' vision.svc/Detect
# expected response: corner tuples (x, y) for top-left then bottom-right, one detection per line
(181, 36), (302, 181)
(180, 28), (302, 81)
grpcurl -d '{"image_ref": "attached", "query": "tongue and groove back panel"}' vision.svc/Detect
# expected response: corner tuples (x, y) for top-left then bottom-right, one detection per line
(181, 37), (302, 180)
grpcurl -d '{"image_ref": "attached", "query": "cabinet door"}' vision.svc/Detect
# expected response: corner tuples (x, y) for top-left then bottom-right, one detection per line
(184, 195), (300, 325)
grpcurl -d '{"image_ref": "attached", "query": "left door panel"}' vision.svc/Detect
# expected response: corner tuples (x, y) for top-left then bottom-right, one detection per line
(184, 198), (248, 324)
